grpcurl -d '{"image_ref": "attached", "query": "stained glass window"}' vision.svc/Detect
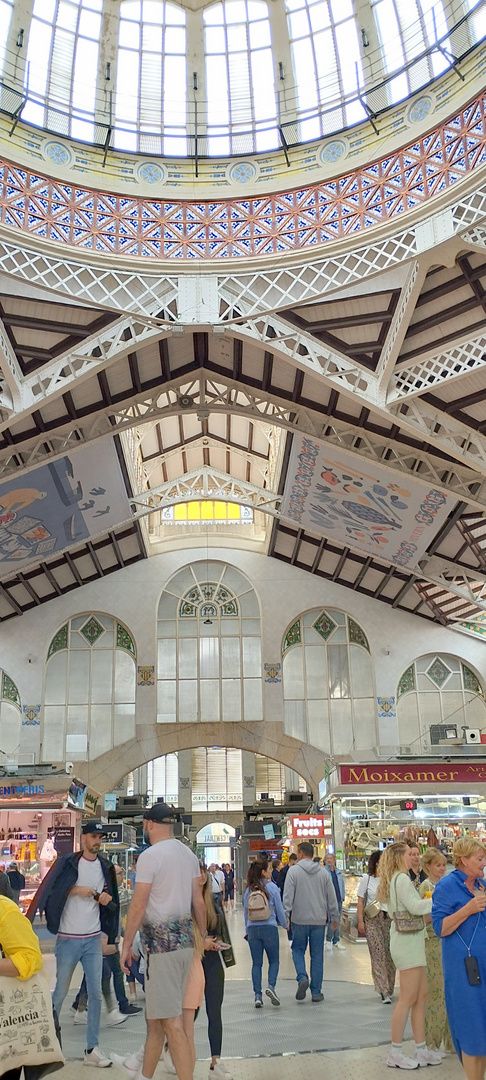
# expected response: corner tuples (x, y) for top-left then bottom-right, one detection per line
(396, 653), (486, 750)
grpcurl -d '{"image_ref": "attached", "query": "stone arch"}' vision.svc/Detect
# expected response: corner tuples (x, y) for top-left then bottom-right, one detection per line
(75, 720), (329, 800)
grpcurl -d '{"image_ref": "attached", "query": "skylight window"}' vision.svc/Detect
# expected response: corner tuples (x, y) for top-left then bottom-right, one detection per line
(161, 501), (254, 524)
(203, 0), (278, 155)
(23, 0), (102, 142)
(285, 0), (365, 139)
(0, 0), (13, 80)
(371, 0), (450, 105)
(115, 0), (187, 155)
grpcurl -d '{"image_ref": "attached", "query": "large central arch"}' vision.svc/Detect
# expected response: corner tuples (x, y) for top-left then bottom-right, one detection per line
(75, 721), (328, 799)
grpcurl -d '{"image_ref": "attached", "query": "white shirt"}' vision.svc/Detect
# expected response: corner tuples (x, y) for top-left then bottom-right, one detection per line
(211, 869), (225, 894)
(58, 855), (105, 936)
(136, 838), (200, 926)
(357, 873), (387, 912)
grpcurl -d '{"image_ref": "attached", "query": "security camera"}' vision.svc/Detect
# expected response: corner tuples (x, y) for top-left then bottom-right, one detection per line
(65, 761), (74, 774)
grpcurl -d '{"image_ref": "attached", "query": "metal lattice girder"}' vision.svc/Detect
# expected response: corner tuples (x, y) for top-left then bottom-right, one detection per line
(417, 556), (486, 613)
(130, 466), (282, 517)
(140, 432), (275, 485)
(389, 330), (486, 401)
(3, 370), (486, 511)
(7, 316), (174, 423)
(376, 260), (427, 399)
(389, 395), (486, 479)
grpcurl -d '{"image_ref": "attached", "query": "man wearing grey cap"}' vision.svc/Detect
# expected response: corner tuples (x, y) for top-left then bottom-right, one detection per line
(120, 803), (206, 1080)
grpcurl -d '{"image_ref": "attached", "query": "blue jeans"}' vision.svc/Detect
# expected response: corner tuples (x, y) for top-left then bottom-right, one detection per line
(53, 933), (102, 1052)
(327, 902), (342, 944)
(247, 923), (280, 995)
(291, 923), (325, 995)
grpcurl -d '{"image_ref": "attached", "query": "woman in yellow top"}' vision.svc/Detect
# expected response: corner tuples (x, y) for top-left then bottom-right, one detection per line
(0, 894), (43, 980)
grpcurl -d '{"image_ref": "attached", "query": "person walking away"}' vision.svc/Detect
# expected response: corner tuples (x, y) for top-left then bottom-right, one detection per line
(271, 860), (280, 885)
(283, 841), (339, 1003)
(432, 837), (486, 1080)
(120, 803), (206, 1080)
(7, 862), (25, 906)
(0, 865), (14, 901)
(324, 853), (346, 951)
(223, 865), (235, 912)
(377, 841), (440, 1070)
(277, 853), (296, 899)
(27, 821), (118, 1068)
(357, 850), (395, 1004)
(418, 849), (453, 1054)
(243, 859), (286, 1008)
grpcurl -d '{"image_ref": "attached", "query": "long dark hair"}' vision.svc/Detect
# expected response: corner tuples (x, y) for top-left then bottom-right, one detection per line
(367, 850), (382, 877)
(246, 859), (269, 894)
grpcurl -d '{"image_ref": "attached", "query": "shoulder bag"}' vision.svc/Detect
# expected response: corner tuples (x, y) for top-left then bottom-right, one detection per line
(391, 875), (425, 934)
(0, 969), (64, 1078)
(363, 875), (381, 919)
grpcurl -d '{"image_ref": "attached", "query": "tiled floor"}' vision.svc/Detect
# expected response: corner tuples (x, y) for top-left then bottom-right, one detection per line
(40, 910), (464, 1080)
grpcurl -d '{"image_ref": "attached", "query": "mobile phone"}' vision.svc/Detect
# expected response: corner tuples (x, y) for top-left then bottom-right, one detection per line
(465, 956), (481, 985)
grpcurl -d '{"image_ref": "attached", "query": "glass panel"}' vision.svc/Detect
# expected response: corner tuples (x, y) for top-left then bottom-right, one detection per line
(114, 703), (136, 744)
(158, 593), (178, 618)
(89, 704), (112, 757)
(284, 699), (306, 740)
(158, 638), (177, 679)
(41, 705), (66, 762)
(178, 639), (197, 679)
(200, 680), (220, 722)
(114, 651), (136, 703)
(328, 645), (350, 699)
(45, 652), (68, 705)
(242, 637), (261, 677)
(304, 645), (327, 699)
(221, 637), (241, 678)
(307, 698), (330, 752)
(243, 678), (263, 722)
(283, 648), (305, 699)
(199, 637), (219, 679)
(179, 680), (198, 722)
(0, 701), (21, 759)
(354, 698), (376, 749)
(91, 650), (113, 703)
(222, 679), (242, 721)
(68, 651), (90, 705)
(330, 698), (353, 754)
(349, 646), (373, 697)
(67, 705), (88, 734)
(397, 694), (420, 747)
(157, 680), (176, 722)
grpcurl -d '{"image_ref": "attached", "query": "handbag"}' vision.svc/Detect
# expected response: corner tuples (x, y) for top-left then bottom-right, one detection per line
(0, 969), (64, 1078)
(391, 876), (425, 934)
(218, 909), (236, 969)
(363, 875), (381, 919)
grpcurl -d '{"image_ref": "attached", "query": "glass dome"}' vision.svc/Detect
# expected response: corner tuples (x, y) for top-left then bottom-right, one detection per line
(0, 0), (483, 158)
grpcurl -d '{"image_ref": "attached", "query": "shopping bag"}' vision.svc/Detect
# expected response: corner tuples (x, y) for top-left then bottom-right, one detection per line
(0, 971), (64, 1077)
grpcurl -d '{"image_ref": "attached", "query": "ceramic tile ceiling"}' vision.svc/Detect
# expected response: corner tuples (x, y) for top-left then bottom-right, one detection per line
(0, 257), (485, 628)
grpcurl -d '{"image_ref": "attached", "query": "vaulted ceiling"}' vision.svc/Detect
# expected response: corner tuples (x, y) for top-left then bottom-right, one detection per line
(0, 241), (486, 631)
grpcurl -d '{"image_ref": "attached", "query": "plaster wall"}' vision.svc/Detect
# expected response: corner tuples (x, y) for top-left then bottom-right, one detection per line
(1, 546), (484, 794)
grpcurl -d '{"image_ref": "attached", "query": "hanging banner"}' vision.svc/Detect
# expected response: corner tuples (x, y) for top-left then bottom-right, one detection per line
(280, 436), (452, 568)
(0, 438), (130, 569)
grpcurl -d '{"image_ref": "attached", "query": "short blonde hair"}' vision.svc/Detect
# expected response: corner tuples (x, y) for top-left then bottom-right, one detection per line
(422, 847), (446, 872)
(453, 836), (486, 868)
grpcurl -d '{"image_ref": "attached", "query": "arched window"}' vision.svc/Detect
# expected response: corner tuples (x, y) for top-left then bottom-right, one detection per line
(23, 0), (102, 141)
(203, 0), (278, 155)
(285, 0), (364, 140)
(115, 0), (187, 155)
(42, 614), (136, 763)
(0, 670), (21, 763)
(147, 753), (179, 804)
(371, 0), (449, 105)
(396, 654), (486, 751)
(282, 608), (375, 754)
(157, 562), (262, 724)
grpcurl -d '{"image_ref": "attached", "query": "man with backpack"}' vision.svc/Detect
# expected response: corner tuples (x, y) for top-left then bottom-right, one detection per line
(283, 841), (339, 1004)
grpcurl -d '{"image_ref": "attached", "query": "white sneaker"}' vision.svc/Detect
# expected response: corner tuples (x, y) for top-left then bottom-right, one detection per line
(105, 1009), (128, 1027)
(74, 1011), (88, 1025)
(416, 1049), (443, 1067)
(161, 1043), (176, 1075)
(325, 942), (333, 952)
(334, 942), (346, 951)
(109, 1055), (137, 1077)
(387, 1050), (419, 1070)
(382, 996), (392, 1005)
(210, 1064), (234, 1080)
(84, 1048), (113, 1068)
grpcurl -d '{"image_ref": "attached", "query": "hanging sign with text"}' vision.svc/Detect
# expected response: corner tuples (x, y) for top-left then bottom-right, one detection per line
(339, 763), (486, 786)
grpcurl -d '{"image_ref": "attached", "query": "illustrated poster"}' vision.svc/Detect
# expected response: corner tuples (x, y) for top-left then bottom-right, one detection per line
(0, 438), (130, 569)
(281, 435), (453, 569)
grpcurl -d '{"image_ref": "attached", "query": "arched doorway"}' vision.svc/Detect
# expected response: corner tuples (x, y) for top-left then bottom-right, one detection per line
(196, 821), (236, 867)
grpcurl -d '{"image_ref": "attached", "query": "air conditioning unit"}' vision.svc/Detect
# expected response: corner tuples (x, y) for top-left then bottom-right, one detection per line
(465, 729), (481, 745)
(397, 746), (413, 756)
(285, 791), (308, 803)
(118, 796), (144, 810)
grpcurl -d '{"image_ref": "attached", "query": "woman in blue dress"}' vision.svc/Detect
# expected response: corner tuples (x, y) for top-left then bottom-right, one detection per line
(432, 837), (486, 1080)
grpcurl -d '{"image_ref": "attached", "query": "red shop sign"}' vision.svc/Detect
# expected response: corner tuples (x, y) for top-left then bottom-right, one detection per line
(339, 763), (486, 786)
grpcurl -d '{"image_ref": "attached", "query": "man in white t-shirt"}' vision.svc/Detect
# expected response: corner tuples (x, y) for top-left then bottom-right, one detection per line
(120, 803), (206, 1080)
(209, 864), (225, 907)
